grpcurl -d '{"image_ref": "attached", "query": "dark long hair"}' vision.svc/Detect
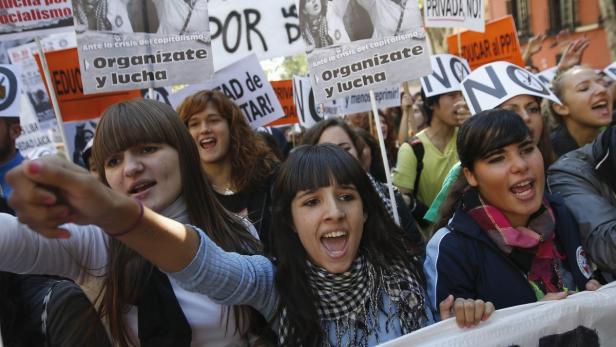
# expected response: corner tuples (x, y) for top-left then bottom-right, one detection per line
(271, 144), (419, 346)
(302, 118), (365, 156)
(92, 99), (263, 346)
(176, 90), (279, 192)
(433, 110), (533, 231)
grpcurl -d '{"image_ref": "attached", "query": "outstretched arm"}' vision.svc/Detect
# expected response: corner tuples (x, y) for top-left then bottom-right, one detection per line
(7, 156), (199, 273)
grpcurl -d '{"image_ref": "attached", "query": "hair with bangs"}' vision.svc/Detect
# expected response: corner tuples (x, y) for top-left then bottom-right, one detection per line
(91, 99), (265, 347)
(175, 90), (278, 192)
(433, 109), (535, 231)
(271, 144), (419, 346)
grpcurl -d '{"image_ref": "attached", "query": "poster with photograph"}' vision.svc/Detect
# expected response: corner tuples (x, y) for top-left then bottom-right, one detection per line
(73, 0), (214, 94)
(301, 0), (431, 103)
(209, 0), (304, 70)
(0, 1), (74, 40)
(63, 118), (99, 168)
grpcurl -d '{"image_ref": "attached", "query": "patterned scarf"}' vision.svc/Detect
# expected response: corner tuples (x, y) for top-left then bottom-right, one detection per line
(277, 255), (427, 346)
(462, 189), (566, 293)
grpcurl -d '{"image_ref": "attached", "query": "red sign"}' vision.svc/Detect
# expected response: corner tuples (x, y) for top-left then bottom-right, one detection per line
(267, 80), (299, 126)
(35, 48), (141, 122)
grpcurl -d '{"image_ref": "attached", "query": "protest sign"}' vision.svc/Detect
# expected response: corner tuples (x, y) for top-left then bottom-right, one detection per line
(424, 0), (485, 32)
(302, 0), (431, 103)
(537, 66), (558, 85)
(209, 0), (303, 70)
(292, 75), (340, 128)
(420, 54), (471, 97)
(35, 47), (141, 122)
(8, 33), (77, 129)
(380, 281), (616, 347)
(268, 80), (299, 126)
(0, 1), (73, 40)
(461, 61), (560, 115)
(0, 64), (22, 118)
(170, 54), (285, 129)
(141, 87), (172, 106)
(63, 118), (99, 168)
(604, 61), (616, 81)
(447, 16), (524, 70)
(339, 86), (401, 115)
(16, 96), (57, 160)
(73, 0), (214, 94)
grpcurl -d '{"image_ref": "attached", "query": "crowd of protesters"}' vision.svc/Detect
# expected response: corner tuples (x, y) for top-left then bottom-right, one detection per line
(0, 33), (613, 347)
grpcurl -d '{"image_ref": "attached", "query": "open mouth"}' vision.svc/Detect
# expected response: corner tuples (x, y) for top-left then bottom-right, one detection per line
(199, 138), (216, 150)
(320, 230), (349, 258)
(509, 179), (535, 201)
(591, 100), (610, 116)
(128, 181), (156, 195)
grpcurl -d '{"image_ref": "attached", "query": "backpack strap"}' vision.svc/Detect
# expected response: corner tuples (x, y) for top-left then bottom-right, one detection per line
(408, 137), (425, 198)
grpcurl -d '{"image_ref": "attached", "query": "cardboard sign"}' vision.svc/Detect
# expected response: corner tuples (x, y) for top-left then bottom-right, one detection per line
(0, 64), (22, 118)
(380, 282), (616, 347)
(170, 54), (285, 129)
(292, 75), (339, 128)
(537, 66), (558, 85)
(339, 86), (401, 115)
(302, 0), (431, 102)
(424, 0), (485, 32)
(209, 0), (304, 70)
(604, 61), (616, 81)
(35, 48), (141, 122)
(447, 16), (524, 70)
(420, 54), (471, 97)
(461, 61), (560, 115)
(141, 87), (173, 106)
(73, 0), (214, 94)
(268, 80), (299, 126)
(0, 1), (74, 39)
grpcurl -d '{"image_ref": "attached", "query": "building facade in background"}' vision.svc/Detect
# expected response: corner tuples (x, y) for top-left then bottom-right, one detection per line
(487, 0), (613, 69)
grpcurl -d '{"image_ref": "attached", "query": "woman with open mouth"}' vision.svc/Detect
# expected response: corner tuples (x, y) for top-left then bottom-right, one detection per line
(550, 65), (613, 158)
(425, 110), (601, 312)
(1, 99), (269, 346)
(7, 142), (492, 346)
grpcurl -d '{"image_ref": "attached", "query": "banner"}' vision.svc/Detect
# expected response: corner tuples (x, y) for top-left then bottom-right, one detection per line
(292, 75), (340, 128)
(447, 16), (524, 70)
(424, 0), (485, 32)
(209, 0), (303, 70)
(73, 0), (214, 94)
(170, 54), (285, 129)
(35, 47), (141, 122)
(0, 1), (74, 39)
(268, 80), (299, 126)
(604, 61), (616, 81)
(461, 61), (560, 115)
(379, 282), (616, 347)
(421, 54), (471, 97)
(8, 33), (77, 130)
(0, 64), (22, 118)
(537, 66), (558, 85)
(302, 0), (431, 103)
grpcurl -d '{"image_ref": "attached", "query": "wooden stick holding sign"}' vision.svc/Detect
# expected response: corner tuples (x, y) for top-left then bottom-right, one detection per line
(35, 38), (69, 160)
(369, 90), (400, 225)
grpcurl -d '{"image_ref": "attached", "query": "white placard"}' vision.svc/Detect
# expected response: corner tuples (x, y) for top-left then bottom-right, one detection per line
(604, 61), (616, 81)
(170, 54), (285, 129)
(379, 282), (616, 347)
(73, 0), (214, 94)
(420, 54), (471, 97)
(209, 0), (304, 70)
(461, 61), (561, 115)
(303, 0), (432, 103)
(0, 2), (74, 40)
(537, 66), (558, 85)
(424, 0), (485, 32)
(340, 86), (401, 115)
(0, 64), (22, 118)
(292, 75), (339, 129)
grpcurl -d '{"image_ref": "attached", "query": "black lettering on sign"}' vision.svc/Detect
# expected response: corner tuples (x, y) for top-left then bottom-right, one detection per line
(282, 5), (300, 44)
(462, 66), (507, 113)
(52, 68), (83, 96)
(423, 57), (451, 93)
(293, 78), (307, 124)
(308, 87), (323, 123)
(466, 0), (481, 18)
(210, 9), (268, 54)
(507, 66), (550, 95)
(450, 57), (470, 82)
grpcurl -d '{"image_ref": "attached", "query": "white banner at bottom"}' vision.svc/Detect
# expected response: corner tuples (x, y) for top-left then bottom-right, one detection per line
(380, 281), (616, 347)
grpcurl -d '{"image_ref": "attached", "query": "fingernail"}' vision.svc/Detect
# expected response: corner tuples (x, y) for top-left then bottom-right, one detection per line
(28, 161), (42, 174)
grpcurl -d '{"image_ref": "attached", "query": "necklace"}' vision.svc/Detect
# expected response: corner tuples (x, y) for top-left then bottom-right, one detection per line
(212, 184), (235, 196)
